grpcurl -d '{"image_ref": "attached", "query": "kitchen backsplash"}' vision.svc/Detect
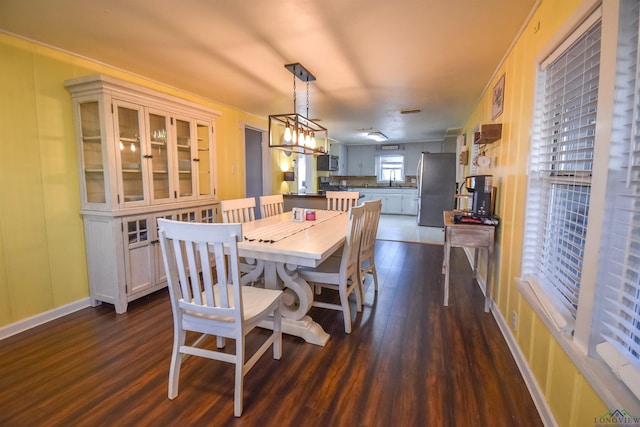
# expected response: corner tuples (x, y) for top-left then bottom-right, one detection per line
(329, 175), (417, 188)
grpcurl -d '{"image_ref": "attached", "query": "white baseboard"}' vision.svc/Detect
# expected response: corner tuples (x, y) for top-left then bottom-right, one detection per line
(491, 300), (558, 427)
(460, 247), (556, 426)
(0, 298), (91, 341)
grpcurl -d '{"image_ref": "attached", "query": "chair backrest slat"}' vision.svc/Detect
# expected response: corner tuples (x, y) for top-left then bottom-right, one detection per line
(341, 205), (366, 280)
(361, 199), (382, 257)
(326, 191), (360, 211)
(259, 194), (284, 218)
(221, 198), (256, 223)
(158, 219), (244, 319)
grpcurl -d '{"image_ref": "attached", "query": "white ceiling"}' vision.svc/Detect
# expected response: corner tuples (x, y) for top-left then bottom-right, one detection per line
(0, 0), (536, 145)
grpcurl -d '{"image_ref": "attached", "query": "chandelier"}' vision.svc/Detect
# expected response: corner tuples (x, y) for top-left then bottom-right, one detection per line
(269, 63), (328, 155)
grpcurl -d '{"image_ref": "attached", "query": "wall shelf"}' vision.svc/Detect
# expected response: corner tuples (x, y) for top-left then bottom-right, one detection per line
(473, 124), (502, 144)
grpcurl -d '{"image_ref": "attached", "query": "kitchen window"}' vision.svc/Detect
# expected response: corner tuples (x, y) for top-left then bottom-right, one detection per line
(521, 1), (640, 407)
(376, 154), (405, 183)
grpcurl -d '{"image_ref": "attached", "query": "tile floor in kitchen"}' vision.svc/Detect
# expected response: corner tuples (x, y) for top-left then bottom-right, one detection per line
(377, 214), (444, 245)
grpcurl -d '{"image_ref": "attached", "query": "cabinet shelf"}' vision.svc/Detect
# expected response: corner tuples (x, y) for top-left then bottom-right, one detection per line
(83, 135), (102, 141)
(124, 195), (144, 202)
(473, 124), (502, 144)
(85, 168), (104, 173)
(177, 144), (190, 149)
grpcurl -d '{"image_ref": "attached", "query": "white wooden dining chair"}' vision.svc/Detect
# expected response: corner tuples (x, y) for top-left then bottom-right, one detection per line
(157, 218), (283, 417)
(221, 197), (261, 284)
(297, 205), (365, 333)
(221, 197), (256, 223)
(259, 194), (284, 218)
(326, 191), (360, 212)
(359, 199), (382, 298)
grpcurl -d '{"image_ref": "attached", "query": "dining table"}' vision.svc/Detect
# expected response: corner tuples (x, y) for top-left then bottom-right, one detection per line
(235, 209), (348, 346)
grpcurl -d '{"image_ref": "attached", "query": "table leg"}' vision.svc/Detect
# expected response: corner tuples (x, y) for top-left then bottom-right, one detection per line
(485, 245), (493, 313)
(472, 248), (479, 278)
(443, 239), (451, 306)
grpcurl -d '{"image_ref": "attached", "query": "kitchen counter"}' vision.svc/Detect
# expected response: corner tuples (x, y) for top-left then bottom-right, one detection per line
(284, 193), (325, 197)
(283, 193), (328, 211)
(349, 186), (417, 189)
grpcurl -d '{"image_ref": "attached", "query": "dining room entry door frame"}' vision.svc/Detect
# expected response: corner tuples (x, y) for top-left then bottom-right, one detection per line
(243, 124), (271, 215)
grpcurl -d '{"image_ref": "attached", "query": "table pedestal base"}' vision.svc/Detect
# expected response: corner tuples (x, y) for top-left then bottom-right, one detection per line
(259, 315), (330, 346)
(250, 260), (330, 346)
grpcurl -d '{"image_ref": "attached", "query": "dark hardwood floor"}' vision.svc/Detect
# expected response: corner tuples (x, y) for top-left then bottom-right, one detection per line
(0, 241), (542, 427)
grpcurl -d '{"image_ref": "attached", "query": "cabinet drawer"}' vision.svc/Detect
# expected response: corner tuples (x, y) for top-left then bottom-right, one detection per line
(448, 228), (493, 247)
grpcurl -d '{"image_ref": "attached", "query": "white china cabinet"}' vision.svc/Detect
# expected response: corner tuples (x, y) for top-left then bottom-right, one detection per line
(66, 74), (221, 313)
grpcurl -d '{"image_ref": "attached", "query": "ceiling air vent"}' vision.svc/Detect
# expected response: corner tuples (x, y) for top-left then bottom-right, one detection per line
(400, 109), (422, 115)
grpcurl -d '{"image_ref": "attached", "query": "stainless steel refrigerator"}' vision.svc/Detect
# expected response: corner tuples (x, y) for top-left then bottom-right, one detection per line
(417, 152), (456, 227)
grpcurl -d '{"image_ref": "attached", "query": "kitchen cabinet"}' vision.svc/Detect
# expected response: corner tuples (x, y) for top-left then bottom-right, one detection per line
(337, 144), (348, 175)
(353, 188), (417, 215)
(381, 193), (403, 214)
(347, 145), (376, 176)
(66, 74), (222, 312)
(401, 190), (418, 215)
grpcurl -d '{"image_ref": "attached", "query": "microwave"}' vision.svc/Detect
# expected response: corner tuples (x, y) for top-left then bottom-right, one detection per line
(317, 155), (339, 171)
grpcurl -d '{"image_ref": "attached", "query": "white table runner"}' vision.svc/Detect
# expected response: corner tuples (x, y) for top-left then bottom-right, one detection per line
(244, 210), (344, 243)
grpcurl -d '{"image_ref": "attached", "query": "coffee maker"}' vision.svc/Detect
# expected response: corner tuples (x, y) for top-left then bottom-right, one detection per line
(465, 175), (495, 216)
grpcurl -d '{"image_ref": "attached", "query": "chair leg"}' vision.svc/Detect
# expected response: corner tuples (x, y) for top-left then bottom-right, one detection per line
(216, 336), (225, 348)
(273, 305), (282, 360)
(339, 287), (352, 334)
(371, 265), (379, 292)
(352, 279), (363, 313)
(234, 336), (245, 417)
(168, 327), (186, 399)
(357, 269), (365, 310)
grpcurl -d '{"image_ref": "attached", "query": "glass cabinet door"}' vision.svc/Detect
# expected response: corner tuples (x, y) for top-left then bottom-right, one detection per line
(79, 101), (106, 204)
(175, 118), (194, 199)
(197, 122), (213, 197)
(114, 101), (146, 205)
(147, 111), (171, 202)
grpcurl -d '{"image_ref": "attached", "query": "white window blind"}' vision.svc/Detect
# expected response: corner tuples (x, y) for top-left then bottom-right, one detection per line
(523, 20), (601, 319)
(593, 0), (640, 374)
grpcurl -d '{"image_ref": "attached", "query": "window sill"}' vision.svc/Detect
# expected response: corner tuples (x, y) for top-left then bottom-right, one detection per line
(517, 278), (640, 415)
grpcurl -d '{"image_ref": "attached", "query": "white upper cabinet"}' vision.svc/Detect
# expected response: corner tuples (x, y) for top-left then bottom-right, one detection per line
(66, 74), (220, 212)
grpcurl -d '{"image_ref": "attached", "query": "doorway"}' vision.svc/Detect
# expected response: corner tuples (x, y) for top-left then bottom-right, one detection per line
(243, 125), (270, 217)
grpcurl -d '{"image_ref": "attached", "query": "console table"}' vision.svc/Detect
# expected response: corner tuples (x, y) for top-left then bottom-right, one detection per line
(442, 211), (495, 312)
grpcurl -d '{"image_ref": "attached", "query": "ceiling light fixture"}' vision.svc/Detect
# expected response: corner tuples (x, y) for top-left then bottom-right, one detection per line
(367, 131), (388, 142)
(400, 108), (422, 115)
(269, 63), (328, 155)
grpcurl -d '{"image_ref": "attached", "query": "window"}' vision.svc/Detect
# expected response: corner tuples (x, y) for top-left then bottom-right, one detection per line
(591, 0), (640, 392)
(523, 15), (601, 321)
(523, 2), (640, 404)
(376, 155), (405, 183)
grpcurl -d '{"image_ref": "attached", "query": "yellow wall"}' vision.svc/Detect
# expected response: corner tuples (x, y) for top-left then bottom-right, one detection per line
(0, 0), (616, 424)
(460, 0), (608, 425)
(0, 33), (266, 326)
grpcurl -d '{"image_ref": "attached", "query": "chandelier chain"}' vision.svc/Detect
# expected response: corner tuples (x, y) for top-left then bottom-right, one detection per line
(292, 73), (297, 114)
(306, 81), (310, 118)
